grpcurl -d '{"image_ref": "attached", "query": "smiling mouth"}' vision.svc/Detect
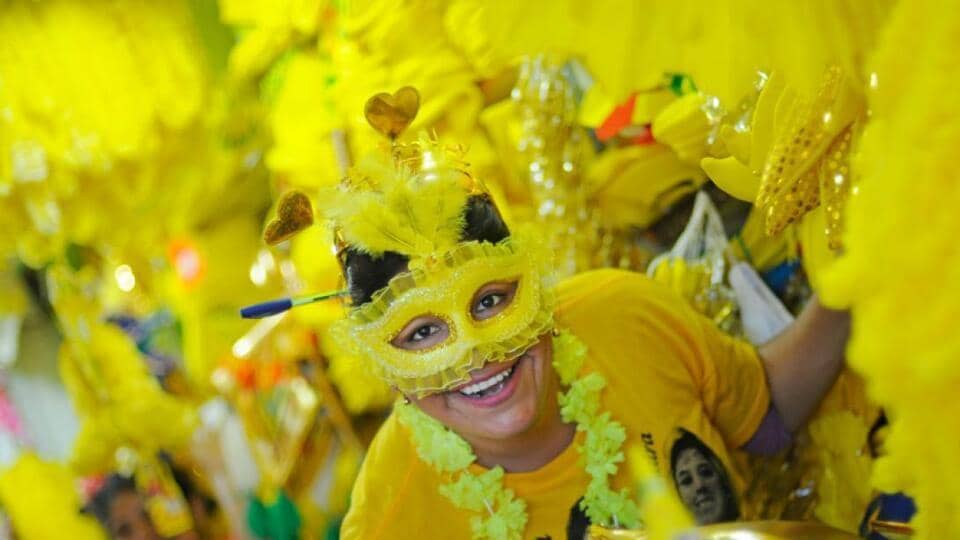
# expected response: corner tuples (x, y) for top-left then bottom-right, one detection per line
(694, 493), (716, 508)
(455, 353), (526, 400)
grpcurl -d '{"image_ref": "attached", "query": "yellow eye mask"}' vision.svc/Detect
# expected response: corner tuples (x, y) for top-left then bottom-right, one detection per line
(331, 230), (556, 396)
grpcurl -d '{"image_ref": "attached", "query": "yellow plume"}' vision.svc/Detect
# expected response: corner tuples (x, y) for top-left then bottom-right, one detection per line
(318, 147), (471, 258)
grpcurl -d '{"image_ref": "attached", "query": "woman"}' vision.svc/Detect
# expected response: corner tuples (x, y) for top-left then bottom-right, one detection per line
(88, 475), (163, 540)
(310, 109), (848, 538)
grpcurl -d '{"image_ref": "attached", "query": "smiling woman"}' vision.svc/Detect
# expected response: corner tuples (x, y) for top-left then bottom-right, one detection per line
(341, 195), (571, 464)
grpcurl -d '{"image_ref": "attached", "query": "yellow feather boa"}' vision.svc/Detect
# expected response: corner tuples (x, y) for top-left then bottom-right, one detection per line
(820, 0), (960, 536)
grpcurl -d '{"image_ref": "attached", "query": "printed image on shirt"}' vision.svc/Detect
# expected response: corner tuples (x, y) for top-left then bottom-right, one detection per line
(670, 429), (739, 525)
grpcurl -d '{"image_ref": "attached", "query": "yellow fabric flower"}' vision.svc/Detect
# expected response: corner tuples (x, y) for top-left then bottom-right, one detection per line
(701, 71), (788, 203)
(652, 93), (715, 166)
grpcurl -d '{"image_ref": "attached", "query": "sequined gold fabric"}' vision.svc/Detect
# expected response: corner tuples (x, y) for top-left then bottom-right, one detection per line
(755, 66), (864, 249)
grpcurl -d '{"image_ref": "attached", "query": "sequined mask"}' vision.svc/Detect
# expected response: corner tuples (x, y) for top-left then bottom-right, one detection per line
(331, 230), (555, 396)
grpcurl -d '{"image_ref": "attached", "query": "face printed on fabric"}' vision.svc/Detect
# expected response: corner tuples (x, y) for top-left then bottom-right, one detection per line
(675, 448), (725, 523)
(332, 231), (556, 396)
(670, 430), (738, 525)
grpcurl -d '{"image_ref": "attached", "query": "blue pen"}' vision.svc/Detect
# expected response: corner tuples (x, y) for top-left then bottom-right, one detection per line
(240, 290), (348, 319)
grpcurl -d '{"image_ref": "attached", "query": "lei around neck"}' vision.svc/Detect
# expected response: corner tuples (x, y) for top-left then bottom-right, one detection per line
(396, 330), (640, 539)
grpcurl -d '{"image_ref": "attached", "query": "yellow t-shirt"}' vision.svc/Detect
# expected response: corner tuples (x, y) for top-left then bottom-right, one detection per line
(342, 269), (769, 539)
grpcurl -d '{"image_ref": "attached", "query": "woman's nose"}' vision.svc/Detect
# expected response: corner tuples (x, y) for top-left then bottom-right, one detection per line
(692, 477), (707, 493)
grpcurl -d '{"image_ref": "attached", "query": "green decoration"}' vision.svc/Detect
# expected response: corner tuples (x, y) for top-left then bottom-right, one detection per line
(247, 490), (302, 540)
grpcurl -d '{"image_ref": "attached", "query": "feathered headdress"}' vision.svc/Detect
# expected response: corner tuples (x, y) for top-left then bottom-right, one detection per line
(262, 86), (486, 259)
(318, 132), (478, 259)
(246, 86), (492, 319)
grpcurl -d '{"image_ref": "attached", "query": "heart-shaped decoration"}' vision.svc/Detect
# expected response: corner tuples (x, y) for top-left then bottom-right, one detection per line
(364, 86), (420, 139)
(263, 190), (314, 245)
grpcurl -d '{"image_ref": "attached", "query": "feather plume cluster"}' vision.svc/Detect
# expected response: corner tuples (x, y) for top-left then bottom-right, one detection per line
(317, 140), (472, 258)
(819, 1), (960, 536)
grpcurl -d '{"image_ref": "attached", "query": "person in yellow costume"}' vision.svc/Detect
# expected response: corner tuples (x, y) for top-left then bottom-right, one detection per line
(274, 90), (851, 539)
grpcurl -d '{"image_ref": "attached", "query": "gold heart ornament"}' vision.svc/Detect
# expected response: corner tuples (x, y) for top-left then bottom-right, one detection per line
(364, 86), (420, 139)
(263, 190), (314, 245)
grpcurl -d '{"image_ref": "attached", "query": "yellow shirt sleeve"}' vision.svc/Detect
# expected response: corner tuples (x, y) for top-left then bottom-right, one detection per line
(556, 269), (770, 449)
(684, 293), (770, 447)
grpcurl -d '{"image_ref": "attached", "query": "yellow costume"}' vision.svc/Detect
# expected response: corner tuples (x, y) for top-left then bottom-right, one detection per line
(343, 270), (768, 538)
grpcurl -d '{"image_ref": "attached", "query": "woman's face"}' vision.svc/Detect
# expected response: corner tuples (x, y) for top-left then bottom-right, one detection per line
(108, 490), (161, 540)
(674, 448), (726, 524)
(399, 280), (558, 444)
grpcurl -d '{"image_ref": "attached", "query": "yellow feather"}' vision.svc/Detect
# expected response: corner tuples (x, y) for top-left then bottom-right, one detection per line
(385, 168), (468, 254)
(319, 189), (418, 255)
(317, 159), (469, 257)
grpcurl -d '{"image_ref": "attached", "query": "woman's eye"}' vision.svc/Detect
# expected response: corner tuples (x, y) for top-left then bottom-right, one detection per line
(391, 316), (449, 350)
(476, 293), (506, 312)
(408, 324), (441, 343)
(470, 281), (517, 320)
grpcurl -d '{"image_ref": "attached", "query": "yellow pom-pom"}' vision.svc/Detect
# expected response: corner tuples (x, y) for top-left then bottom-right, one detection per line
(627, 446), (694, 539)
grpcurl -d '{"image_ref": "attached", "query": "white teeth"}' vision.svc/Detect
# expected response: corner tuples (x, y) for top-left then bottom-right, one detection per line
(459, 365), (515, 396)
